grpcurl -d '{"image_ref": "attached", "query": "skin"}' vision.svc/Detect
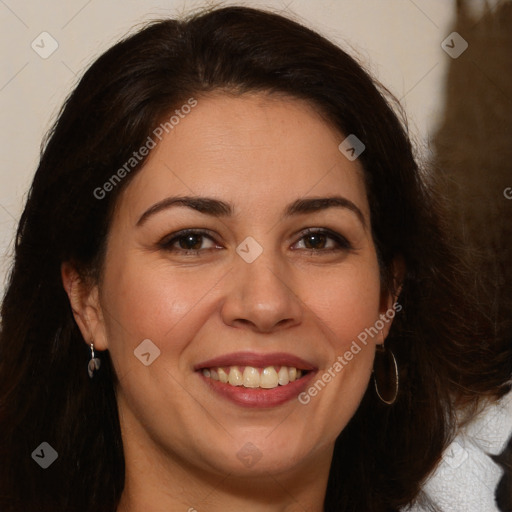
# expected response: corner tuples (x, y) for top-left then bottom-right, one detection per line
(63, 92), (399, 512)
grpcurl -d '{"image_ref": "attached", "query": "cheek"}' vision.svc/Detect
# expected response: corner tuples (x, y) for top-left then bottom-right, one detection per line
(99, 256), (227, 369)
(302, 260), (383, 350)
(294, 260), (382, 431)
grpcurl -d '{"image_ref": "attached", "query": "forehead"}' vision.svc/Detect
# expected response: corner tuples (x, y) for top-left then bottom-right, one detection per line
(116, 93), (369, 222)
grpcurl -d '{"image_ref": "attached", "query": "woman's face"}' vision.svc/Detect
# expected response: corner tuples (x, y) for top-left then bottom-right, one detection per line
(78, 93), (395, 478)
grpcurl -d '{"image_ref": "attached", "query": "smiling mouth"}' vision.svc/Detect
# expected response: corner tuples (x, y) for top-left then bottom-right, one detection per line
(201, 365), (307, 389)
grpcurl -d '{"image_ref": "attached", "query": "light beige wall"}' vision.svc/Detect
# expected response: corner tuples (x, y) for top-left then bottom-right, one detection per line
(0, 0), (460, 295)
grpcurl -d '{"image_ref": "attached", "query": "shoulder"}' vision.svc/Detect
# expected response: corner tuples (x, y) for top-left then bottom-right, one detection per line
(403, 389), (512, 512)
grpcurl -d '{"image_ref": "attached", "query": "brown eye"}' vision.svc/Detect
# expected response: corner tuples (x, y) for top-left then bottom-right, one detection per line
(159, 229), (220, 254)
(302, 233), (328, 249)
(293, 228), (352, 252)
(177, 233), (204, 250)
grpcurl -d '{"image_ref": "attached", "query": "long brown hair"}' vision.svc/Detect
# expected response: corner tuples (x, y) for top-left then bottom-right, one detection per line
(0, 6), (510, 512)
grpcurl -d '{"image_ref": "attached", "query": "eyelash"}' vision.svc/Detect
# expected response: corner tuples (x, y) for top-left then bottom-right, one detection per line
(158, 228), (352, 256)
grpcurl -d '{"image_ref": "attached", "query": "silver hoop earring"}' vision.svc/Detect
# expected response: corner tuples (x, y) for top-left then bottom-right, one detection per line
(88, 343), (101, 379)
(373, 343), (398, 405)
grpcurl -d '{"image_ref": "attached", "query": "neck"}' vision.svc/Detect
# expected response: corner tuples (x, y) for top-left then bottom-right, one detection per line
(116, 426), (331, 512)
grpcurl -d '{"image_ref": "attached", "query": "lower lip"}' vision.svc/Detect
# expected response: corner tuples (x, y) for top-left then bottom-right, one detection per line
(199, 371), (316, 408)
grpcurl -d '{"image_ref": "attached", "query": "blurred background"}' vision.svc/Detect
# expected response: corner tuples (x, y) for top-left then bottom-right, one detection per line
(0, 0), (510, 337)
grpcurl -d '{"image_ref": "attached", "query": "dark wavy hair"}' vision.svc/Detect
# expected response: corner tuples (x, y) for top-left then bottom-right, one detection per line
(0, 6), (510, 512)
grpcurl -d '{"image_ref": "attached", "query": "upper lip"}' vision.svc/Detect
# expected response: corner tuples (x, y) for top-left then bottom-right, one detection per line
(194, 351), (317, 371)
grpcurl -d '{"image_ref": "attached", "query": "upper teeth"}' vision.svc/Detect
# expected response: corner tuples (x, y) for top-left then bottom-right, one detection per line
(202, 366), (303, 389)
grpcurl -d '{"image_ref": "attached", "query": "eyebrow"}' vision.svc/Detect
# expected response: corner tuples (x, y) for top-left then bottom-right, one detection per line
(136, 195), (366, 228)
(137, 196), (232, 226)
(284, 197), (366, 227)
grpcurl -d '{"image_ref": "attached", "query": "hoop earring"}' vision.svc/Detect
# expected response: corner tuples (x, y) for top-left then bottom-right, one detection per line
(373, 340), (398, 405)
(88, 343), (101, 379)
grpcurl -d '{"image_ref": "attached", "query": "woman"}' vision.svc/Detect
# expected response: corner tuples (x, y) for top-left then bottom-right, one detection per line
(0, 6), (510, 512)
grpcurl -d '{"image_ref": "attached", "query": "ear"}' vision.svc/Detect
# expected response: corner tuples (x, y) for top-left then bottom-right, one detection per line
(378, 256), (405, 341)
(61, 262), (109, 351)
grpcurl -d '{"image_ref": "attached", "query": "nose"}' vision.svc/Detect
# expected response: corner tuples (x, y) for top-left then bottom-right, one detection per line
(220, 249), (304, 333)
